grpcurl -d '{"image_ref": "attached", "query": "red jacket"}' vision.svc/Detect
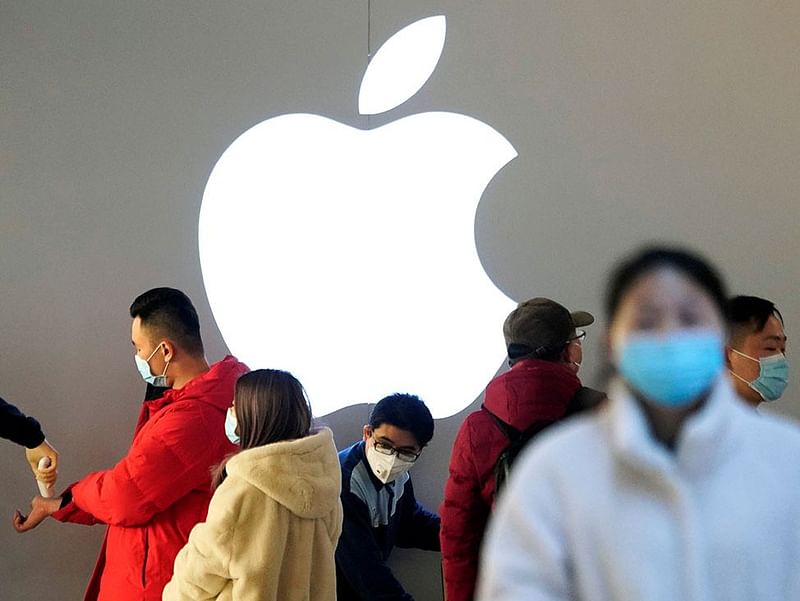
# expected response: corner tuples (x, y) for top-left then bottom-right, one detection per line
(53, 355), (249, 601)
(440, 359), (581, 601)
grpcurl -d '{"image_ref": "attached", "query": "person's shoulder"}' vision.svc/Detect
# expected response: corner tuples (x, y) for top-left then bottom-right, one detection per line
(338, 442), (366, 489)
(338, 441), (362, 463)
(743, 405), (800, 450)
(513, 410), (608, 477)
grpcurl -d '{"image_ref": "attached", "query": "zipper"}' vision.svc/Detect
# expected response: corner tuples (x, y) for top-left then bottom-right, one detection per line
(141, 530), (149, 588)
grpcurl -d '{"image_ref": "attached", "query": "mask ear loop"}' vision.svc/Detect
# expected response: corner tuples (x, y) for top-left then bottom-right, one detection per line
(147, 343), (170, 377)
(728, 369), (752, 386)
(728, 348), (758, 385)
(730, 348), (759, 363)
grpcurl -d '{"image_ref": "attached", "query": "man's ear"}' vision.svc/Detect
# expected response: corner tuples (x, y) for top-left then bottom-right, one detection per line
(724, 346), (734, 369)
(161, 340), (176, 363)
(362, 425), (371, 442)
(563, 344), (580, 365)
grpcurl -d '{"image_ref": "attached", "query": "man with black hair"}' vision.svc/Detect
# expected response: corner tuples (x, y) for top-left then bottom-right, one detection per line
(336, 393), (440, 601)
(14, 287), (249, 601)
(726, 295), (789, 406)
(441, 298), (604, 601)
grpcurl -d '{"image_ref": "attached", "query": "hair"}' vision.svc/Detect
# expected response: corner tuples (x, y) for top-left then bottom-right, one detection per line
(726, 295), (784, 347)
(605, 246), (728, 322)
(212, 369), (312, 489)
(368, 393), (434, 447)
(129, 287), (204, 356)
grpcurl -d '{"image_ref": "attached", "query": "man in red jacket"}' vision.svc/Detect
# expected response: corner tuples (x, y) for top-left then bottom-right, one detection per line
(440, 298), (603, 601)
(14, 287), (249, 601)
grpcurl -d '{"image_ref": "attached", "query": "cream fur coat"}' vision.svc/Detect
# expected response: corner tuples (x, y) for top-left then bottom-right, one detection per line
(162, 427), (343, 601)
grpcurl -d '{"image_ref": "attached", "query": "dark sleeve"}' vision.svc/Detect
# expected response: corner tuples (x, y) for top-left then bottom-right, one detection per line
(0, 396), (46, 448)
(396, 478), (441, 551)
(336, 491), (414, 601)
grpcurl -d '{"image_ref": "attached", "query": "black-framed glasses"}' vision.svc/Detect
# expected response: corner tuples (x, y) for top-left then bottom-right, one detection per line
(567, 330), (586, 344)
(373, 439), (421, 463)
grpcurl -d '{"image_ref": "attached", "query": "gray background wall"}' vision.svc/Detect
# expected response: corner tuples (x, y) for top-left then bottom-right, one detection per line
(2, 1), (799, 599)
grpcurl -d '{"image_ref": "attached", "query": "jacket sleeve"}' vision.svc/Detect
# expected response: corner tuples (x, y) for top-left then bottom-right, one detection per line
(54, 406), (224, 527)
(0, 396), (45, 448)
(395, 479), (440, 551)
(475, 450), (571, 601)
(336, 490), (415, 601)
(162, 477), (238, 601)
(440, 418), (490, 601)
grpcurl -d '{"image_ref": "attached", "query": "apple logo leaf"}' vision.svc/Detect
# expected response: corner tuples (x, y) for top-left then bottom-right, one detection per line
(358, 15), (447, 116)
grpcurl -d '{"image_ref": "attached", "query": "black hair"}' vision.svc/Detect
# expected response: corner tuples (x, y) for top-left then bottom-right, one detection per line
(605, 246), (728, 321)
(129, 287), (204, 356)
(368, 393), (434, 447)
(726, 295), (784, 345)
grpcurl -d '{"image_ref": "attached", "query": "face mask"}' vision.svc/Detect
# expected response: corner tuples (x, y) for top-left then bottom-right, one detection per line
(365, 442), (415, 484)
(729, 350), (789, 402)
(134, 344), (169, 387)
(616, 330), (724, 408)
(225, 408), (240, 445)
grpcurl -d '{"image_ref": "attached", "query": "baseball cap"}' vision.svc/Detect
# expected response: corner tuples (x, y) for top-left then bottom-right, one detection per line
(503, 297), (595, 361)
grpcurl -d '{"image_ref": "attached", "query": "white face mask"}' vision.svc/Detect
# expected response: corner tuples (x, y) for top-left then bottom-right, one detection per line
(225, 407), (240, 445)
(365, 442), (415, 484)
(134, 344), (169, 387)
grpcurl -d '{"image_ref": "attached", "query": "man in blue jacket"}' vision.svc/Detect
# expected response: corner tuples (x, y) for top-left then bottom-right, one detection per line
(336, 393), (440, 601)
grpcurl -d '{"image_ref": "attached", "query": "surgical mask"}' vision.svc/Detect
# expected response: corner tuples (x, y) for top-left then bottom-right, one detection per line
(365, 442), (414, 484)
(616, 330), (724, 408)
(225, 408), (240, 445)
(134, 344), (169, 387)
(729, 350), (789, 402)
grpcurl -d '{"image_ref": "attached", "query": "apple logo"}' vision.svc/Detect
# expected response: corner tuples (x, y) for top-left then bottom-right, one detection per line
(199, 15), (517, 418)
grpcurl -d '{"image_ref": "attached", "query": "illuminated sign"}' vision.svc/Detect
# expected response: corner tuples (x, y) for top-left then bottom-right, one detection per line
(199, 16), (517, 418)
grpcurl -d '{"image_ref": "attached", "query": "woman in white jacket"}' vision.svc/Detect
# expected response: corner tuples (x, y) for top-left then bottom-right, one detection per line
(477, 246), (800, 601)
(163, 369), (343, 601)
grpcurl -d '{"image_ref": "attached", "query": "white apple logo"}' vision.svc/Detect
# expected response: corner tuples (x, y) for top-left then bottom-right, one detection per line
(199, 15), (517, 418)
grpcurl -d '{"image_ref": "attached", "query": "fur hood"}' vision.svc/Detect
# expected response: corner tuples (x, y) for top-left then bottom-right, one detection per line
(225, 427), (341, 519)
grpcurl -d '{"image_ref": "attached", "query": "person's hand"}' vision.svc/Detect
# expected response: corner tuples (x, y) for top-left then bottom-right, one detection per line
(25, 440), (59, 485)
(13, 495), (62, 533)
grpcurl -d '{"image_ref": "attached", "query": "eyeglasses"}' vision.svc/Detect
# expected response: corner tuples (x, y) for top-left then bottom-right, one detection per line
(373, 439), (421, 463)
(567, 330), (586, 344)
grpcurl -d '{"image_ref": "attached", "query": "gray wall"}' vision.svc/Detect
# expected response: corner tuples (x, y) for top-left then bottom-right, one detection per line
(2, 1), (799, 599)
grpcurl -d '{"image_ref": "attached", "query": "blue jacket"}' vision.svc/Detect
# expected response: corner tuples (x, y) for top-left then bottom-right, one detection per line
(336, 441), (440, 601)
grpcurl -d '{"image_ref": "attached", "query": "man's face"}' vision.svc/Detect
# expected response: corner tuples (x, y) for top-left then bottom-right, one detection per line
(565, 329), (585, 372)
(131, 316), (169, 375)
(362, 423), (422, 459)
(728, 315), (787, 405)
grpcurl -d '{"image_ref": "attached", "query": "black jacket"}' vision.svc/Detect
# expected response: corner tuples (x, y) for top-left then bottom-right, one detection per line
(0, 396), (45, 448)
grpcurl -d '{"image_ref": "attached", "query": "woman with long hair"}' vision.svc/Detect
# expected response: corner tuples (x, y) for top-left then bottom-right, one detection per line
(477, 246), (800, 601)
(163, 369), (342, 601)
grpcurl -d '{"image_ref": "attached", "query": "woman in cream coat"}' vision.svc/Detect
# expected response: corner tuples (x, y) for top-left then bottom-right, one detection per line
(163, 369), (343, 601)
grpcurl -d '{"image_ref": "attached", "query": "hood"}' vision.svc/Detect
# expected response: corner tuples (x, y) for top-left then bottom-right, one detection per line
(225, 427), (342, 519)
(157, 355), (249, 412)
(484, 358), (581, 430)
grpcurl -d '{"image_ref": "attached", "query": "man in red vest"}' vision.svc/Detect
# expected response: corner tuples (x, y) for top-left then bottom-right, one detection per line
(14, 287), (249, 601)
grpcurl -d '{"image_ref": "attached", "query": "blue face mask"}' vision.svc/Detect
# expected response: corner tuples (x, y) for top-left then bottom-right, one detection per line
(729, 350), (789, 402)
(616, 330), (724, 408)
(134, 344), (169, 388)
(225, 407), (240, 445)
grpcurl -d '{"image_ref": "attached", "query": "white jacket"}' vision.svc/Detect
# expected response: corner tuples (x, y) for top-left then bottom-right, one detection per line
(477, 377), (800, 601)
(162, 427), (343, 601)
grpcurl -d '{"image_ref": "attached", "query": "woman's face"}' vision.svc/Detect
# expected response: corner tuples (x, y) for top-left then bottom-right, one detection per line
(608, 266), (725, 353)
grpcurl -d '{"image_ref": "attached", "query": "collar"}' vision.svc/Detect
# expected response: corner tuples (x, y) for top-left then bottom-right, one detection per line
(605, 374), (741, 479)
